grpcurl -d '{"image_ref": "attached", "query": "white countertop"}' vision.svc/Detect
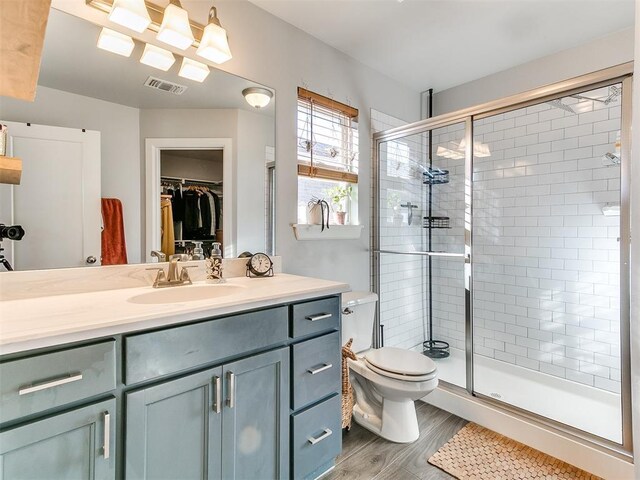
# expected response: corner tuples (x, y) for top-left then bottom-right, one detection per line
(0, 274), (350, 355)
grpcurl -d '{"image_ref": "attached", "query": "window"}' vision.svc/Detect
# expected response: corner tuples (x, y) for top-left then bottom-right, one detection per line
(297, 87), (359, 224)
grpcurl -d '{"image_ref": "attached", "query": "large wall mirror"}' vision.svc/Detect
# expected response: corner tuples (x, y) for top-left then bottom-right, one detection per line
(0, 8), (275, 271)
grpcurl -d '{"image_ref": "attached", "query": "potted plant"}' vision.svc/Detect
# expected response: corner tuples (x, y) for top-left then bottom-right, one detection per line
(326, 185), (352, 225)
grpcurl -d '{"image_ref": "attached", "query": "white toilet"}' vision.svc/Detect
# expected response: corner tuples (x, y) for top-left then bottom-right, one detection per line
(342, 291), (438, 443)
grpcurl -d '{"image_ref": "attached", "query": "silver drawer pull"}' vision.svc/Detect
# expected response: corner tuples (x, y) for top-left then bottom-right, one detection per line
(18, 373), (83, 395)
(226, 372), (235, 409)
(308, 428), (333, 445)
(307, 363), (333, 375)
(103, 411), (110, 459)
(305, 313), (332, 322)
(213, 376), (222, 414)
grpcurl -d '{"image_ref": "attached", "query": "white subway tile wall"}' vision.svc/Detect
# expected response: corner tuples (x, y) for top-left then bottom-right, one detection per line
(471, 85), (622, 394)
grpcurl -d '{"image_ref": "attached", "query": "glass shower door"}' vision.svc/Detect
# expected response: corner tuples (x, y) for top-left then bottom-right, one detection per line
(375, 121), (468, 388)
(471, 83), (626, 443)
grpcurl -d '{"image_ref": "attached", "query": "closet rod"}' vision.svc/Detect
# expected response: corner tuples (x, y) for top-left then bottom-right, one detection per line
(161, 175), (223, 186)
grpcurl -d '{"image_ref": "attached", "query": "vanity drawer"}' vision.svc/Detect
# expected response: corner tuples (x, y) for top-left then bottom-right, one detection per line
(292, 332), (340, 410)
(292, 394), (341, 480)
(0, 341), (116, 424)
(291, 297), (340, 339)
(124, 306), (288, 384)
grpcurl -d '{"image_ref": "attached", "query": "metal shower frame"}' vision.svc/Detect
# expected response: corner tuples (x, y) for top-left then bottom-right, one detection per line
(372, 62), (633, 458)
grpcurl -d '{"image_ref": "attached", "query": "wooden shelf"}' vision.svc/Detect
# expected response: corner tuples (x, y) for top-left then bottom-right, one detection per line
(292, 224), (363, 241)
(0, 156), (22, 185)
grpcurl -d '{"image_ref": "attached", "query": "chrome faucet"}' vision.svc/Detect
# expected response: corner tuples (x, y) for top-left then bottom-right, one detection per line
(147, 254), (195, 288)
(150, 250), (166, 262)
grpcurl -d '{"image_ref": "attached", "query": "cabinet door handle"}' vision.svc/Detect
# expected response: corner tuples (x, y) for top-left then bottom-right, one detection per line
(226, 372), (235, 409)
(307, 363), (333, 375)
(213, 376), (222, 414)
(305, 313), (332, 322)
(308, 428), (333, 445)
(103, 411), (110, 459)
(18, 373), (83, 395)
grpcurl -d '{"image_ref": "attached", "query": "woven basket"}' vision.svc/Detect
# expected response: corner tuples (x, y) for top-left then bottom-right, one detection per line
(341, 338), (357, 430)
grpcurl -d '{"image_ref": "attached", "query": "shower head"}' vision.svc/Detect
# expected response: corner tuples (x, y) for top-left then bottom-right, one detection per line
(546, 98), (575, 114)
(603, 85), (621, 105)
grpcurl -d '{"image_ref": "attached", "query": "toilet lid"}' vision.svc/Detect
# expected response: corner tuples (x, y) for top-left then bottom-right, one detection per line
(364, 347), (436, 376)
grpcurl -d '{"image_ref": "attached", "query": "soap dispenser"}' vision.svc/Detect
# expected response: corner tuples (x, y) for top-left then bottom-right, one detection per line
(192, 241), (204, 260)
(205, 242), (224, 283)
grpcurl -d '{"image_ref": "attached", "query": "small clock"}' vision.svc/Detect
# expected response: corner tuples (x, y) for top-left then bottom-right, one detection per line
(246, 252), (274, 277)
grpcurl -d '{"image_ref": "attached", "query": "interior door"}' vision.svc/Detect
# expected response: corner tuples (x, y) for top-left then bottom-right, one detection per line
(0, 121), (101, 270)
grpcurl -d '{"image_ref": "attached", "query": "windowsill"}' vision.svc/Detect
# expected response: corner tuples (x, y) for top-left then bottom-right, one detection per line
(291, 224), (363, 240)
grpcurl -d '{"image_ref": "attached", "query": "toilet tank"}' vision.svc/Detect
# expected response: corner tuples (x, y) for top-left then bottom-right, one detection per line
(341, 291), (378, 354)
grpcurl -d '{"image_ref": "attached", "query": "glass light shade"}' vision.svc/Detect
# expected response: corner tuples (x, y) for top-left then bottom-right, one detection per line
(108, 0), (151, 33)
(157, 3), (195, 50)
(97, 28), (135, 57)
(242, 88), (273, 109)
(140, 43), (175, 71)
(178, 57), (210, 82)
(196, 22), (232, 64)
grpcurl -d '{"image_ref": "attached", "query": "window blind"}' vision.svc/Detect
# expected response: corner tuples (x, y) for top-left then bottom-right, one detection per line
(297, 87), (359, 183)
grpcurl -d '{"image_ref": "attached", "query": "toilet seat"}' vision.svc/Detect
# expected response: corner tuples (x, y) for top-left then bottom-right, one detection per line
(364, 347), (436, 382)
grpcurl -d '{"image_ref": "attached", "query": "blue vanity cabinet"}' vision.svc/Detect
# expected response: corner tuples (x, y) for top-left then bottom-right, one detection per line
(221, 348), (289, 480)
(125, 366), (224, 480)
(125, 347), (289, 480)
(0, 398), (116, 480)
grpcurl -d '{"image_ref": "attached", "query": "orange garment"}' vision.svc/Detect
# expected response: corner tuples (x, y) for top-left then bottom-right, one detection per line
(101, 198), (128, 265)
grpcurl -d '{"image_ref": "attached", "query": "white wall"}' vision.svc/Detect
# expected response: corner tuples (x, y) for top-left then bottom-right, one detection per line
(236, 109), (275, 254)
(0, 86), (142, 262)
(161, 152), (223, 182)
(433, 28), (635, 116)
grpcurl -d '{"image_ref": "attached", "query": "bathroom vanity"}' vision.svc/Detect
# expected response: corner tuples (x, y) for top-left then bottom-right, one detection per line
(0, 274), (348, 480)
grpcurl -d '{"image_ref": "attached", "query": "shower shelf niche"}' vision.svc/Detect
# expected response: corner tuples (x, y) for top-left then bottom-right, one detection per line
(423, 216), (450, 229)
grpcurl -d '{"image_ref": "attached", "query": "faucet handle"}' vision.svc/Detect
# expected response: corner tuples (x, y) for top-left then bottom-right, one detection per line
(180, 265), (197, 284)
(145, 267), (167, 288)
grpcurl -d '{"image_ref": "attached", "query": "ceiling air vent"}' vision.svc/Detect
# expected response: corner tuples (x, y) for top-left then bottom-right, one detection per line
(143, 76), (188, 95)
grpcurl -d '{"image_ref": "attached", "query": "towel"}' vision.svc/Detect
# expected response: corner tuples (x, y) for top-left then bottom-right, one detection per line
(101, 198), (128, 265)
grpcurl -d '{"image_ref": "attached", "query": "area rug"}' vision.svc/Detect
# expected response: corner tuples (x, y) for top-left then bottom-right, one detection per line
(428, 423), (602, 480)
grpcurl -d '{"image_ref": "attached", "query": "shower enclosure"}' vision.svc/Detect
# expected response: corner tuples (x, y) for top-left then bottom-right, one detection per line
(372, 64), (632, 454)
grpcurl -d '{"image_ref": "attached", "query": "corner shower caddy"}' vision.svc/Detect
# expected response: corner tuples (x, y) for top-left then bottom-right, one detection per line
(422, 164), (450, 358)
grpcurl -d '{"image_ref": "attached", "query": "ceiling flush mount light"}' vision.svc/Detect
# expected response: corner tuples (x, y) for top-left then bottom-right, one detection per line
(178, 57), (210, 82)
(242, 87), (273, 109)
(97, 27), (135, 57)
(108, 0), (151, 33)
(157, 0), (195, 50)
(140, 43), (175, 71)
(196, 6), (232, 64)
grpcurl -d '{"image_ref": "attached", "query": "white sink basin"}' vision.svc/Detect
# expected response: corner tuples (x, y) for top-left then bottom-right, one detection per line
(128, 284), (244, 305)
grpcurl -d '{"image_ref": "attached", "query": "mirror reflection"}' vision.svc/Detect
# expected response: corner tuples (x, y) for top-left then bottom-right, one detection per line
(0, 9), (275, 271)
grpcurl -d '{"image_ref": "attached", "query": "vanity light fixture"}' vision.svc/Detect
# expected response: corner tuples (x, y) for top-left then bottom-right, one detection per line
(157, 0), (195, 50)
(108, 0), (151, 33)
(196, 6), (232, 64)
(97, 27), (135, 57)
(178, 57), (210, 82)
(140, 43), (175, 71)
(242, 87), (273, 109)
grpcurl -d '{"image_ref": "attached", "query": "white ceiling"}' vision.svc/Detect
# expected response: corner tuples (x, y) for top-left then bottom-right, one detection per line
(39, 9), (275, 114)
(249, 0), (635, 92)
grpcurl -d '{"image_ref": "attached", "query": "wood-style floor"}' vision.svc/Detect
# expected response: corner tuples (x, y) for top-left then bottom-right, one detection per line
(326, 402), (468, 480)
